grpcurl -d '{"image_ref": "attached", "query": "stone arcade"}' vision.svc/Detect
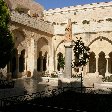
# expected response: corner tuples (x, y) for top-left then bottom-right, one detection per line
(3, 0), (112, 85)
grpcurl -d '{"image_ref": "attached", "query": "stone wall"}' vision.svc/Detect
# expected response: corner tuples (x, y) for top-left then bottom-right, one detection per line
(11, 11), (54, 35)
(44, 2), (112, 34)
(44, 1), (112, 77)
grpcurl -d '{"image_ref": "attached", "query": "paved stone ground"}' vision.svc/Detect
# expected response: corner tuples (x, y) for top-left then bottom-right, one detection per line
(0, 78), (57, 99)
(1, 77), (112, 112)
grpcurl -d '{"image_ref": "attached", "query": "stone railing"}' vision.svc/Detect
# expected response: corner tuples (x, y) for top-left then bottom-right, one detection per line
(10, 11), (54, 35)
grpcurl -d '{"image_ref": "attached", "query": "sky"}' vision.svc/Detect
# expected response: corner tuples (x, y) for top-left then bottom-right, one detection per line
(35, 0), (111, 10)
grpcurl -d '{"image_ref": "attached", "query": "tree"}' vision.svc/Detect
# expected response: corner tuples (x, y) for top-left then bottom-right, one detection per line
(0, 0), (14, 68)
(72, 37), (90, 68)
(72, 37), (90, 93)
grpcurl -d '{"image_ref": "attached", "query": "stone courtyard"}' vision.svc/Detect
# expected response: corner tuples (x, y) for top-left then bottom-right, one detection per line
(0, 77), (112, 112)
(0, 0), (111, 86)
(1, 0), (112, 111)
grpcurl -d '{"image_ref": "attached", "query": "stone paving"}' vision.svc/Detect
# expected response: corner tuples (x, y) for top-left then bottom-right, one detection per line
(0, 77), (57, 99)
(0, 76), (112, 100)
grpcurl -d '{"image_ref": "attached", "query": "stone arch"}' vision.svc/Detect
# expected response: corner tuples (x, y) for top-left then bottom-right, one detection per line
(37, 37), (49, 72)
(98, 51), (106, 77)
(89, 36), (112, 56)
(12, 29), (25, 48)
(55, 40), (65, 53)
(37, 37), (49, 57)
(89, 52), (96, 73)
(88, 36), (112, 47)
(54, 40), (65, 71)
(109, 52), (112, 74)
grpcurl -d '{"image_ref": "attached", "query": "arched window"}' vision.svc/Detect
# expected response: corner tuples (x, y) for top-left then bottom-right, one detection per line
(98, 51), (106, 76)
(89, 52), (96, 73)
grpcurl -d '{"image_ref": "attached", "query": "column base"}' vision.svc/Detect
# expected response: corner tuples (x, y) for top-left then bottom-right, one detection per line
(95, 71), (99, 77)
(105, 72), (111, 77)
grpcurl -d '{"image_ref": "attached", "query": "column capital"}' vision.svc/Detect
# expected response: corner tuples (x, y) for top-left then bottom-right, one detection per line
(95, 55), (99, 58)
(64, 42), (72, 47)
(105, 55), (109, 59)
(18, 53), (21, 57)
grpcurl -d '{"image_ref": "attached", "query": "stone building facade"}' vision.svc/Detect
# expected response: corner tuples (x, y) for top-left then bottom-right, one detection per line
(4, 0), (112, 81)
(44, 1), (112, 80)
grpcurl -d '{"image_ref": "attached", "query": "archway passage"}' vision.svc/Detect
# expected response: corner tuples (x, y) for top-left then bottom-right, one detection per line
(37, 51), (48, 72)
(98, 52), (106, 77)
(89, 52), (96, 73)
(109, 52), (112, 74)
(37, 37), (49, 73)
(19, 49), (25, 72)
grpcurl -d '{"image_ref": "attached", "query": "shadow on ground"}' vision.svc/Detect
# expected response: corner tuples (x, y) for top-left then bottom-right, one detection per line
(1, 79), (112, 112)
(1, 90), (112, 112)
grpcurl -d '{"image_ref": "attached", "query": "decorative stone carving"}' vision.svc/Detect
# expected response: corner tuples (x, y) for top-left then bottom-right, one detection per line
(65, 19), (72, 42)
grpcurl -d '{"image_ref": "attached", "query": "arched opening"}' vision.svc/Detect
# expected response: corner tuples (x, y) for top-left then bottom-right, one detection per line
(109, 52), (112, 74)
(55, 41), (65, 71)
(10, 48), (18, 78)
(57, 52), (64, 71)
(19, 49), (25, 72)
(37, 37), (49, 73)
(43, 52), (47, 71)
(98, 51), (106, 77)
(89, 52), (96, 73)
(37, 51), (42, 71)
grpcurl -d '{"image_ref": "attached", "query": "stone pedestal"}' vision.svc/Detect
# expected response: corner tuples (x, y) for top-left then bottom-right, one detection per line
(64, 43), (72, 78)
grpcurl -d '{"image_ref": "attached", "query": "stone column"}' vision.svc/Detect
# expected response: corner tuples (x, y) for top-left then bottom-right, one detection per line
(49, 42), (54, 73)
(105, 55), (109, 76)
(64, 43), (72, 78)
(95, 55), (99, 75)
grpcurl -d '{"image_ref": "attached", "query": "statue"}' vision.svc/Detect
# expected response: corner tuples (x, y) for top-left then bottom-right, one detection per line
(65, 19), (72, 42)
